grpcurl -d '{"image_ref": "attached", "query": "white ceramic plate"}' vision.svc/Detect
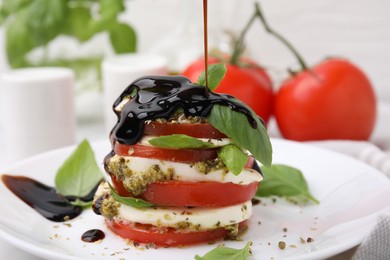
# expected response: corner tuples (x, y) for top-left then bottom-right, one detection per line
(0, 139), (389, 260)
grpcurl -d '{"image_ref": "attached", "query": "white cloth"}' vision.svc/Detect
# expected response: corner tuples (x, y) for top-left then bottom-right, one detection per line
(352, 213), (390, 260)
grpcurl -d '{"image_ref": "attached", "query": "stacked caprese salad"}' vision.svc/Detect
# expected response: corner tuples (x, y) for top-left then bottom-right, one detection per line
(93, 75), (271, 247)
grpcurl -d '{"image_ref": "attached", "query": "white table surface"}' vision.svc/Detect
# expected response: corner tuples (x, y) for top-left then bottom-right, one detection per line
(1, 102), (389, 260)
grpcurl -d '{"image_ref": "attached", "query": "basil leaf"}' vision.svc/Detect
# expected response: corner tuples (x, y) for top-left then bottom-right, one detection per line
(197, 63), (227, 91)
(109, 22), (137, 53)
(148, 134), (214, 149)
(195, 241), (252, 260)
(71, 199), (93, 208)
(55, 140), (103, 198)
(258, 164), (319, 204)
(218, 144), (248, 175)
(109, 183), (154, 208)
(207, 104), (272, 167)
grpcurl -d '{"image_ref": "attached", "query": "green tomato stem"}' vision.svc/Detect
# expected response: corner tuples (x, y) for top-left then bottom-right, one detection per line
(254, 2), (309, 71)
(230, 9), (258, 65)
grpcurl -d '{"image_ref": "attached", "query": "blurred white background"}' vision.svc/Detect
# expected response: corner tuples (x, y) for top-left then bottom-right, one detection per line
(1, 0), (389, 100)
(123, 0), (390, 101)
(0, 0), (389, 158)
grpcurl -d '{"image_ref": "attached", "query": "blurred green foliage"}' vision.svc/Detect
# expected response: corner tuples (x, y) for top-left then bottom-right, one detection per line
(0, 0), (137, 88)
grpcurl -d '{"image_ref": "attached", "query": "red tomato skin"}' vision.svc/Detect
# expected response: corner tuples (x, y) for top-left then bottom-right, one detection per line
(182, 57), (274, 123)
(105, 219), (248, 247)
(111, 175), (259, 207)
(114, 143), (219, 163)
(274, 59), (377, 141)
(141, 181), (259, 207)
(144, 122), (226, 139)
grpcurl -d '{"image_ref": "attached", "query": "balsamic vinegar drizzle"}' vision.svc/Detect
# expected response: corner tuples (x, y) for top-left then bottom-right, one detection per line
(81, 229), (105, 242)
(203, 0), (209, 92)
(111, 76), (258, 145)
(1, 175), (82, 222)
(92, 193), (108, 216)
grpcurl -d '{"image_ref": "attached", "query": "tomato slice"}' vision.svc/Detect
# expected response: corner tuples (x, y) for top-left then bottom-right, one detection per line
(105, 219), (248, 247)
(144, 121), (227, 138)
(110, 174), (259, 207)
(114, 143), (219, 163)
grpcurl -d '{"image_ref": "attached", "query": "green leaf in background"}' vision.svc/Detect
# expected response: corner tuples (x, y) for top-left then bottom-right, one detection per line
(148, 134), (214, 149)
(109, 22), (137, 53)
(90, 0), (125, 33)
(0, 0), (31, 25)
(197, 63), (227, 91)
(207, 104), (272, 167)
(258, 164), (319, 204)
(99, 0), (125, 20)
(1, 0), (136, 71)
(62, 6), (93, 42)
(109, 183), (154, 208)
(195, 242), (252, 260)
(0, 10), (7, 25)
(218, 144), (248, 175)
(26, 0), (68, 45)
(5, 8), (35, 67)
(5, 0), (68, 67)
(55, 139), (103, 199)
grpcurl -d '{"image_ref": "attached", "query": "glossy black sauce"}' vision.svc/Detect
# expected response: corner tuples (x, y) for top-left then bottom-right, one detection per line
(110, 76), (258, 145)
(251, 198), (261, 206)
(81, 229), (105, 242)
(252, 160), (263, 176)
(92, 194), (108, 215)
(1, 175), (82, 222)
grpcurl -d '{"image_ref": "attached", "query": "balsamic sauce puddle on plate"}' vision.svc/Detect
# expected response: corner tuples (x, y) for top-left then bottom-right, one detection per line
(1, 175), (82, 222)
(2, 174), (106, 242)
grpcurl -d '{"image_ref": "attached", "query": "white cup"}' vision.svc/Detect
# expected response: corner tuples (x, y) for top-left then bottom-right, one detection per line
(102, 53), (168, 132)
(0, 67), (76, 163)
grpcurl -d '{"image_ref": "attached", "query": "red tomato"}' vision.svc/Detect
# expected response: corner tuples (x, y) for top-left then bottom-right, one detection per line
(114, 143), (219, 163)
(274, 59), (377, 140)
(110, 174), (259, 207)
(182, 57), (274, 123)
(105, 219), (248, 247)
(144, 121), (226, 138)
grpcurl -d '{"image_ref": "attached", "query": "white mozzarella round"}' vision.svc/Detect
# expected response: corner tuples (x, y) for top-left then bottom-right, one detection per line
(116, 200), (252, 229)
(109, 155), (262, 185)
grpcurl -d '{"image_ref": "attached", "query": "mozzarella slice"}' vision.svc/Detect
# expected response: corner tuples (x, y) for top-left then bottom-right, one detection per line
(96, 182), (252, 230)
(115, 97), (131, 112)
(109, 155), (262, 185)
(117, 201), (251, 230)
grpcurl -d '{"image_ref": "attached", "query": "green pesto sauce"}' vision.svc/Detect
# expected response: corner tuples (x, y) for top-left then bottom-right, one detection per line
(193, 158), (228, 175)
(100, 195), (120, 219)
(154, 112), (207, 124)
(107, 157), (174, 196)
